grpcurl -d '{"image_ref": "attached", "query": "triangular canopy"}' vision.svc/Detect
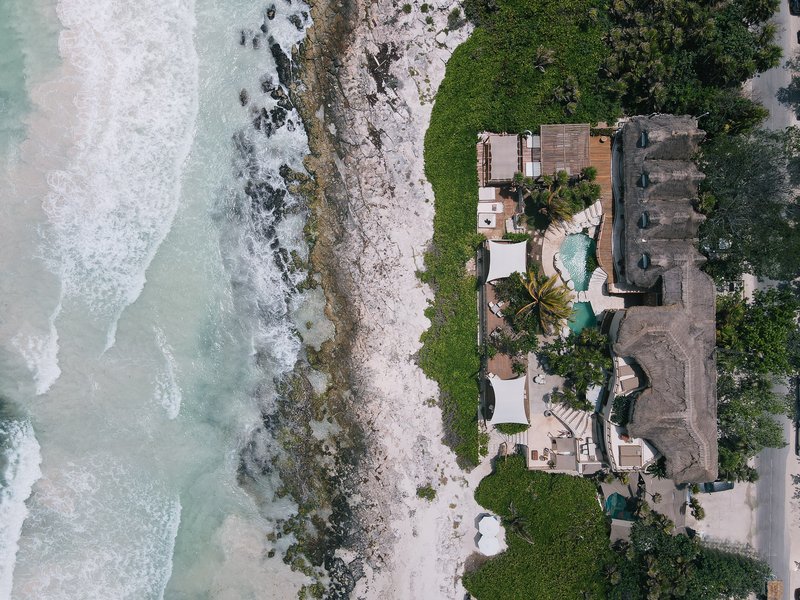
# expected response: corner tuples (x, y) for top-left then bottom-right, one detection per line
(478, 534), (501, 556)
(486, 240), (527, 282)
(488, 375), (528, 425)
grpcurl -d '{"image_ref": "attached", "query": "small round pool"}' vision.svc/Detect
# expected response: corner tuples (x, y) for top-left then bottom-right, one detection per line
(569, 302), (597, 334)
(559, 233), (596, 291)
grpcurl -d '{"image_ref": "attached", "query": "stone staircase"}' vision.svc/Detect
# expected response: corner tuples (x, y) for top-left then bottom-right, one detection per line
(488, 428), (530, 457)
(550, 403), (592, 439)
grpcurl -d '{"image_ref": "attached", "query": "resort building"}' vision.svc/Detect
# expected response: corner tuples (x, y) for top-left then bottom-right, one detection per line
(599, 115), (718, 484)
(475, 119), (719, 485)
(476, 125), (612, 477)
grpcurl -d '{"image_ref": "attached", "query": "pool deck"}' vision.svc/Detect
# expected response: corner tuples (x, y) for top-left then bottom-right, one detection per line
(589, 135), (616, 285)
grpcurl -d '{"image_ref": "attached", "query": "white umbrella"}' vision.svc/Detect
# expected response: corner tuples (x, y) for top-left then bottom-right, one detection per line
(477, 534), (501, 556)
(478, 515), (500, 536)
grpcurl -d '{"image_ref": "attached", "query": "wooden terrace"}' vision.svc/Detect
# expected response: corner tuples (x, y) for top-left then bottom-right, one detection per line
(589, 134), (615, 285)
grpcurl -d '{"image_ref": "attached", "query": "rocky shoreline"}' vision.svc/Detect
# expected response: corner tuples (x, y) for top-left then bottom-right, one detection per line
(286, 0), (484, 596)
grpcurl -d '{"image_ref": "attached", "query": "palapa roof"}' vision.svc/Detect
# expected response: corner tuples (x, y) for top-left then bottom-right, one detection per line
(613, 265), (718, 483)
(619, 115), (706, 289)
(612, 115), (717, 484)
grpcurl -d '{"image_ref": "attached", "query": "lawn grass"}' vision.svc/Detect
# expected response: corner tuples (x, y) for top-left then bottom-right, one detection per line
(420, 0), (620, 466)
(462, 456), (613, 599)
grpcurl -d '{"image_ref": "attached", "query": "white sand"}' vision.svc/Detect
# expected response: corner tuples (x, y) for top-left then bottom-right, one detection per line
(310, 2), (490, 597)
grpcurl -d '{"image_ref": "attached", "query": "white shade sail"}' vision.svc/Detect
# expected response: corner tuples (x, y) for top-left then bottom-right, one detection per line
(478, 515), (500, 536)
(488, 375), (528, 425)
(478, 534), (501, 556)
(485, 240), (527, 282)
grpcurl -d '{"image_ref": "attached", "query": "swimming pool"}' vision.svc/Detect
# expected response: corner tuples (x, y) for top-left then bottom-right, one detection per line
(559, 233), (596, 291)
(569, 301), (597, 334)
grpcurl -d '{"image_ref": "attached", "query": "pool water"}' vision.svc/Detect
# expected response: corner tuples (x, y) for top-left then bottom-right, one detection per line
(569, 302), (597, 334)
(559, 233), (596, 291)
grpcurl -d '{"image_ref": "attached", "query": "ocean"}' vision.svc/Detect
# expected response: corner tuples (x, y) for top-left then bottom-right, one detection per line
(0, 0), (329, 597)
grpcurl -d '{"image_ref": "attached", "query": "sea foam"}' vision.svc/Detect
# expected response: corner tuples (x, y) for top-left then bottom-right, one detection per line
(41, 0), (199, 343)
(0, 420), (42, 599)
(153, 326), (182, 420)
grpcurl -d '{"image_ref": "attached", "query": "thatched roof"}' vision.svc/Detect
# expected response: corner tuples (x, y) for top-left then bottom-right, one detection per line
(613, 264), (718, 483)
(619, 115), (707, 289)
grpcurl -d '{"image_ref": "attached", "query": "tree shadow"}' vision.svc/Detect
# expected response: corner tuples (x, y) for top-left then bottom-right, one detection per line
(776, 83), (800, 120)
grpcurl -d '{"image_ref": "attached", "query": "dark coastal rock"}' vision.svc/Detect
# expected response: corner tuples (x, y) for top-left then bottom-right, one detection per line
(270, 86), (293, 110)
(286, 120), (295, 132)
(270, 106), (287, 129)
(288, 14), (303, 30)
(252, 35), (261, 49)
(270, 238), (280, 250)
(365, 42), (401, 94)
(279, 164), (293, 179)
(252, 115), (274, 137)
(244, 180), (287, 213)
(260, 22), (268, 33)
(270, 41), (293, 84)
(301, 10), (308, 19)
(239, 89), (249, 106)
(240, 30), (247, 46)
(266, 4), (276, 19)
(260, 74), (274, 93)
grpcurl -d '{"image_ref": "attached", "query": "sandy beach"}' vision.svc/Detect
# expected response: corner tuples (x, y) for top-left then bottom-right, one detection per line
(294, 0), (490, 596)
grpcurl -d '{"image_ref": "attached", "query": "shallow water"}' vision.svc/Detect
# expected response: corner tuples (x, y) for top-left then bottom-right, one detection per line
(0, 0), (327, 597)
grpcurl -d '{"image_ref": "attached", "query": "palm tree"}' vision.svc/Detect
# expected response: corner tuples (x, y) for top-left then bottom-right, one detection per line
(505, 502), (534, 544)
(516, 269), (574, 334)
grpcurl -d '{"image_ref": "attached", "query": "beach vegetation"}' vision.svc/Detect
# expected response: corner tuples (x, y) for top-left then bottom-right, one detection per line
(416, 484), (437, 500)
(714, 287), (799, 481)
(604, 0), (779, 136)
(447, 7), (465, 29)
(495, 423), (528, 435)
(607, 510), (772, 599)
(698, 127), (800, 282)
(463, 456), (612, 599)
(716, 287), (800, 377)
(421, 0), (619, 466)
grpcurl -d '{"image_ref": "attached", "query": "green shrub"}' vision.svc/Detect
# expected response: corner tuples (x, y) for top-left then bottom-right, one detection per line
(610, 394), (633, 427)
(464, 456), (612, 598)
(425, 15), (434, 24)
(402, 3), (412, 13)
(447, 7), (464, 29)
(416, 484), (437, 500)
(495, 423), (528, 435)
(420, 2), (429, 11)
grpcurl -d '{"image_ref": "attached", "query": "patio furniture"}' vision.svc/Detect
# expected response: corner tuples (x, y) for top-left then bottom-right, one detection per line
(531, 449), (539, 461)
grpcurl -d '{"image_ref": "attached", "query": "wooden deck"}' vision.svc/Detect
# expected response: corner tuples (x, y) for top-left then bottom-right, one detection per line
(589, 134), (615, 284)
(541, 124), (590, 176)
(477, 187), (518, 238)
(485, 285), (515, 379)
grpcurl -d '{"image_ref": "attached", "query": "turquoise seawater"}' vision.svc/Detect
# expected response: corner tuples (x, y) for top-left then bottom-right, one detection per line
(0, 1), (326, 597)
